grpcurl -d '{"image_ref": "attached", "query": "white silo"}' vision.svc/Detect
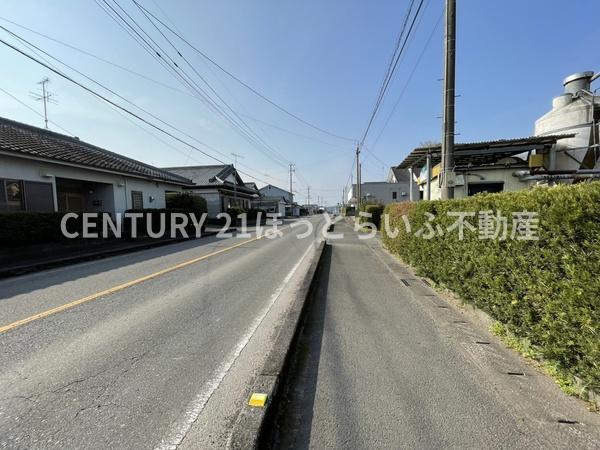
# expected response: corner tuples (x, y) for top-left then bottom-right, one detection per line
(535, 72), (600, 173)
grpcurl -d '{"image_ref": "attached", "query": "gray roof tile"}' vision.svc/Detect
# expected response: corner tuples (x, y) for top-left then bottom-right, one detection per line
(0, 117), (194, 185)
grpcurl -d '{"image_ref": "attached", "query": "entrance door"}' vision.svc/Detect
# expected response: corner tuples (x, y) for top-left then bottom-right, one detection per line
(58, 192), (85, 212)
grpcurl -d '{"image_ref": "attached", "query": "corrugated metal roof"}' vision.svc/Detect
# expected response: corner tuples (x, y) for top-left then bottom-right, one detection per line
(396, 135), (574, 169)
(0, 116), (194, 185)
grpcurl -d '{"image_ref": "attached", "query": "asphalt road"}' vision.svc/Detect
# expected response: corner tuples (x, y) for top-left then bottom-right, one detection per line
(0, 216), (324, 449)
(273, 221), (600, 449)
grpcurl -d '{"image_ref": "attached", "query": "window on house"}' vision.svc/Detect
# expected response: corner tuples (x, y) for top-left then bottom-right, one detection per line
(23, 181), (54, 212)
(0, 179), (24, 212)
(392, 191), (397, 200)
(131, 190), (144, 209)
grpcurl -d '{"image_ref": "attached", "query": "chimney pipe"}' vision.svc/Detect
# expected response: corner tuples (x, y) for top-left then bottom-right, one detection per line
(563, 71), (594, 95)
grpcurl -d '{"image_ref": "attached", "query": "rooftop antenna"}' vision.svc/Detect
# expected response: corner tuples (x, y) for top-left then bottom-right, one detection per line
(230, 152), (244, 168)
(29, 77), (57, 129)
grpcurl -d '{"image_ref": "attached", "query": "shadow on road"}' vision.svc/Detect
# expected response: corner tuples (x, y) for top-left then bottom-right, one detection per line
(268, 243), (332, 450)
(0, 234), (225, 298)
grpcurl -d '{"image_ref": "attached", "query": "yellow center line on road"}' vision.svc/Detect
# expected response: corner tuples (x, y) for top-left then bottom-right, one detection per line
(0, 230), (279, 335)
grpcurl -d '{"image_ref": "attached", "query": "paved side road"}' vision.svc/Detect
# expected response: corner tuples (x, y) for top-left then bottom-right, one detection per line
(272, 222), (600, 449)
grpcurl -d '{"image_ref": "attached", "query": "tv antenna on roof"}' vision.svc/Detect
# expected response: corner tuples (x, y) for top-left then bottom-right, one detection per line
(29, 77), (57, 129)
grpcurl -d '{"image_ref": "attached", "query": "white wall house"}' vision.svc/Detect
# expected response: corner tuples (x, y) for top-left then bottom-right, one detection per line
(347, 167), (416, 206)
(0, 117), (193, 215)
(163, 165), (258, 217)
(255, 184), (297, 217)
(259, 184), (292, 203)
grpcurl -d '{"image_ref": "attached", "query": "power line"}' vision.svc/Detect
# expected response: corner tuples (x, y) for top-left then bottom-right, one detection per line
(129, 0), (292, 167)
(0, 36), (278, 185)
(0, 85), (74, 135)
(0, 24), (224, 156)
(366, 6), (443, 157)
(239, 113), (348, 149)
(0, 13), (348, 184)
(0, 15), (197, 98)
(358, 0), (426, 148)
(3, 20), (287, 186)
(132, 0), (356, 143)
(98, 0), (290, 169)
(0, 15), (292, 170)
(369, 0), (417, 134)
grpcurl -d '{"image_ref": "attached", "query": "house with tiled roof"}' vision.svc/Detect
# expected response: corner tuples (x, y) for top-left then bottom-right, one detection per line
(256, 184), (297, 217)
(0, 116), (194, 215)
(162, 165), (259, 217)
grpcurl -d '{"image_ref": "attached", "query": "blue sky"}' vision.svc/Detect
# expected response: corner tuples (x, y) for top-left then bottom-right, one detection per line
(1, 0), (599, 205)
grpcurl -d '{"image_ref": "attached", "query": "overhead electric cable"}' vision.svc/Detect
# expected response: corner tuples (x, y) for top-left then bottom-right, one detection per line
(132, 0), (356, 142)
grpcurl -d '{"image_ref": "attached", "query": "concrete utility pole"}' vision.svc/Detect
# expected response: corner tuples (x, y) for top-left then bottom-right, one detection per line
(231, 153), (243, 206)
(30, 77), (54, 129)
(307, 186), (311, 206)
(440, 0), (456, 199)
(355, 145), (361, 208)
(289, 163), (295, 213)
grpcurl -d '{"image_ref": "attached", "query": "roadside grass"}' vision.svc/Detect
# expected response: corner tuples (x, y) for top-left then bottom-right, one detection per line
(385, 247), (598, 411)
(382, 184), (600, 409)
(489, 321), (588, 402)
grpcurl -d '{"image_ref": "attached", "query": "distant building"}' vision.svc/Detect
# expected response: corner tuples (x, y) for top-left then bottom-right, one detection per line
(255, 184), (298, 217)
(347, 167), (416, 206)
(258, 184), (292, 203)
(0, 117), (193, 215)
(163, 165), (257, 217)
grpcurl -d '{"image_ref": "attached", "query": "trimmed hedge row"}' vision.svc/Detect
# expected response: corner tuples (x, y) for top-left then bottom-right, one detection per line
(0, 202), (209, 247)
(123, 208), (206, 238)
(0, 212), (100, 247)
(382, 183), (600, 390)
(166, 192), (207, 215)
(358, 203), (385, 229)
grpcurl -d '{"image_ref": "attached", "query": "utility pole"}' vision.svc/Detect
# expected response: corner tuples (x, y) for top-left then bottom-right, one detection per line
(231, 152), (243, 168)
(307, 186), (311, 206)
(30, 77), (55, 129)
(289, 163), (295, 215)
(440, 0), (456, 199)
(231, 153), (243, 207)
(355, 145), (361, 208)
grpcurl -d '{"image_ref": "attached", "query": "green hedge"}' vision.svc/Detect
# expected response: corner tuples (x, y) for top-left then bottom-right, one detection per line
(358, 203), (385, 229)
(123, 208), (206, 238)
(382, 183), (600, 390)
(246, 208), (267, 224)
(342, 206), (356, 217)
(166, 192), (207, 215)
(226, 206), (246, 218)
(0, 212), (107, 247)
